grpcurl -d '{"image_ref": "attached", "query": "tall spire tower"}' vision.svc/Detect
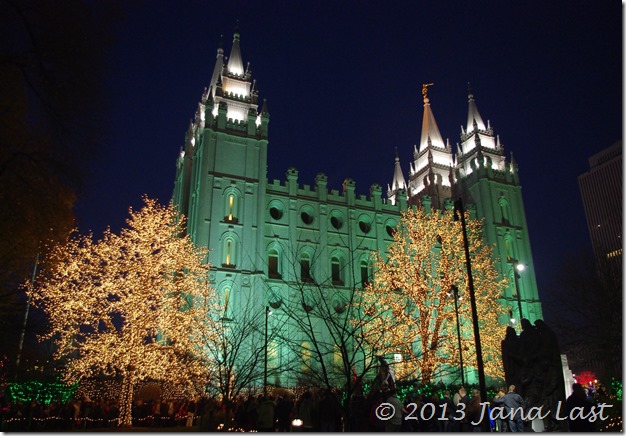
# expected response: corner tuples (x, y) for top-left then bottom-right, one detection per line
(172, 26), (270, 331)
(408, 83), (455, 210)
(454, 84), (543, 323)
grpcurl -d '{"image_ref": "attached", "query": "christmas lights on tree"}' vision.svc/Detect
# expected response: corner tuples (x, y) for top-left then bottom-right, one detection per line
(25, 197), (219, 427)
(361, 206), (506, 383)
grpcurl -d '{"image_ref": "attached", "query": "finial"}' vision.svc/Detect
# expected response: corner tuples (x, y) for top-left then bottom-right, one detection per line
(422, 83), (434, 102)
(395, 147), (399, 160)
(468, 82), (474, 101)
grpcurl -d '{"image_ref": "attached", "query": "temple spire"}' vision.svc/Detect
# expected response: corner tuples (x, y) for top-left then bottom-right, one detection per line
(466, 82), (486, 133)
(391, 148), (407, 191)
(226, 24), (244, 75)
(419, 84), (446, 152)
(208, 36), (224, 99)
(387, 149), (407, 205)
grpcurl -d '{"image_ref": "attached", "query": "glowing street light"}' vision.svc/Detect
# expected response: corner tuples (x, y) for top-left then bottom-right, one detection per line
(510, 258), (525, 322)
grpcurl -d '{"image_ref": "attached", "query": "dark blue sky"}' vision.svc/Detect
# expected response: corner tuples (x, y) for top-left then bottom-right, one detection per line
(74, 1), (622, 296)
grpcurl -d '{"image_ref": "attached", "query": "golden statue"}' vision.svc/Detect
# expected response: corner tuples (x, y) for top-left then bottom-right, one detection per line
(422, 83), (434, 99)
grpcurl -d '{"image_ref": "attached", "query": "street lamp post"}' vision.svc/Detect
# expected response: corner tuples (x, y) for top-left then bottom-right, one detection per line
(511, 259), (525, 322)
(453, 198), (487, 428)
(264, 306), (272, 397)
(449, 285), (465, 386)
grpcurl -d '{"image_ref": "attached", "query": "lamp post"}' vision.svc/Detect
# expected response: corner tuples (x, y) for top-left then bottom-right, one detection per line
(449, 285), (465, 386)
(264, 306), (272, 397)
(511, 259), (525, 322)
(453, 198), (487, 425)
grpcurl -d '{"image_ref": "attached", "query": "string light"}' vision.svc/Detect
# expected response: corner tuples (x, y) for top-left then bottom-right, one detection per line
(25, 197), (221, 427)
(361, 206), (507, 383)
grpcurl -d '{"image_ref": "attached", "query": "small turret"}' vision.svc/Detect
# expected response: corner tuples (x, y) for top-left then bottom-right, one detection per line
(466, 82), (486, 133)
(388, 150), (408, 206)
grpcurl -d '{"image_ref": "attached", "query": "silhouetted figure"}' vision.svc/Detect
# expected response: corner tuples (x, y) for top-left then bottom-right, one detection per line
(518, 319), (543, 409)
(493, 385), (525, 432)
(501, 326), (522, 388)
(534, 319), (566, 428)
(564, 383), (596, 432)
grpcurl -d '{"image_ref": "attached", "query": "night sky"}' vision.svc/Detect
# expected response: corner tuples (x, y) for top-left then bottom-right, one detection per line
(74, 1), (622, 301)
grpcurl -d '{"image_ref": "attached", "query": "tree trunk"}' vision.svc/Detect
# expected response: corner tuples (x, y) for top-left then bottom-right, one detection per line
(118, 370), (135, 427)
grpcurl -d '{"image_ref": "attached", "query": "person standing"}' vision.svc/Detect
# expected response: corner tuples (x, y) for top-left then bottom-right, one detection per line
(384, 387), (406, 432)
(456, 387), (471, 432)
(257, 395), (275, 432)
(564, 383), (596, 432)
(493, 385), (525, 432)
(440, 390), (455, 432)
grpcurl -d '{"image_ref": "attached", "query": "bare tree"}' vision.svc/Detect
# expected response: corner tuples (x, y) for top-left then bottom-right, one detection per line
(197, 295), (268, 430)
(543, 251), (622, 380)
(258, 230), (387, 431)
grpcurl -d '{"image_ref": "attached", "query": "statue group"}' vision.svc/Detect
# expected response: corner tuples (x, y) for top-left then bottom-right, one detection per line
(501, 319), (567, 430)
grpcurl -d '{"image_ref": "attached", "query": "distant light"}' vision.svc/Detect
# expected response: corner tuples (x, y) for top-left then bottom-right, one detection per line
(516, 263), (525, 272)
(510, 317), (516, 324)
(292, 419), (303, 427)
(394, 353), (403, 363)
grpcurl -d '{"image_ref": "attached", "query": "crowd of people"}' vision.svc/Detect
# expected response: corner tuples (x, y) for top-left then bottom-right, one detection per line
(0, 380), (609, 432)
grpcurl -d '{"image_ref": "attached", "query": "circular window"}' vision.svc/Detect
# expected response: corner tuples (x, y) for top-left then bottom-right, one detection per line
(359, 221), (371, 234)
(270, 207), (283, 220)
(301, 211), (313, 225)
(330, 215), (343, 230)
(386, 224), (396, 237)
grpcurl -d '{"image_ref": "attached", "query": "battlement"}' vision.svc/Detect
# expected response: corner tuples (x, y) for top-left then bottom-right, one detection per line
(267, 169), (403, 213)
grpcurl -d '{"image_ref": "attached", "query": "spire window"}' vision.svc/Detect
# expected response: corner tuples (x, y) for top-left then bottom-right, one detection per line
(224, 188), (241, 223)
(222, 235), (238, 268)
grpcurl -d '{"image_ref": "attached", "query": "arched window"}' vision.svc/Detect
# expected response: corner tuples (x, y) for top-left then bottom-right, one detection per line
(300, 252), (312, 282)
(222, 235), (237, 267)
(360, 259), (370, 286)
(224, 188), (240, 223)
(504, 233), (516, 261)
(331, 256), (343, 285)
(333, 345), (343, 369)
(218, 281), (236, 321)
(499, 196), (511, 225)
(301, 341), (312, 371)
(268, 248), (280, 279)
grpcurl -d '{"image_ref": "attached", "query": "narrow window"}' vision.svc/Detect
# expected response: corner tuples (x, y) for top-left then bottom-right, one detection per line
(228, 194), (234, 221)
(223, 237), (236, 267)
(360, 260), (369, 286)
(331, 256), (342, 285)
(223, 288), (231, 320)
(301, 254), (312, 282)
(301, 342), (311, 371)
(268, 249), (280, 279)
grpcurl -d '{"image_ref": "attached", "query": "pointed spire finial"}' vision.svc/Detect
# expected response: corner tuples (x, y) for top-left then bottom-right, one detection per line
(468, 82), (474, 101)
